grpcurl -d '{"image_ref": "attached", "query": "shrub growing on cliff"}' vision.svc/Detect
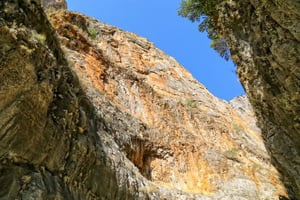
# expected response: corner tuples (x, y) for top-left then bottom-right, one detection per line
(178, 0), (230, 60)
(87, 27), (97, 40)
(185, 99), (198, 108)
(32, 30), (46, 44)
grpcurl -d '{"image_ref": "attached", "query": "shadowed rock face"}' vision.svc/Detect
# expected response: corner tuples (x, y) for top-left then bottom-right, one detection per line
(0, 0), (291, 199)
(0, 1), (144, 199)
(213, 1), (300, 199)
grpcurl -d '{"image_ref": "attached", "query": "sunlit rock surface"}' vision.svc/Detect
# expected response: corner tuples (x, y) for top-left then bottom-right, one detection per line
(41, 0), (67, 10)
(0, 1), (289, 199)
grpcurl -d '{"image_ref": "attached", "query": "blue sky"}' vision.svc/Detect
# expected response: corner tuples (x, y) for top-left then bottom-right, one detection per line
(66, 0), (245, 101)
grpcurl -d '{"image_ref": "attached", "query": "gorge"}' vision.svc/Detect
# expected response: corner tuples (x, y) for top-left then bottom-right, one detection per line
(0, 0), (298, 199)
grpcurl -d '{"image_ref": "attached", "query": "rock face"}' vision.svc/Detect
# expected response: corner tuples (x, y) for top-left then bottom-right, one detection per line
(0, 1), (290, 199)
(41, 0), (67, 10)
(213, 1), (300, 198)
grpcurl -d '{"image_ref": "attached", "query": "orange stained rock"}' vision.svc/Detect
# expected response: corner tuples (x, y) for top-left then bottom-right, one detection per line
(48, 10), (288, 197)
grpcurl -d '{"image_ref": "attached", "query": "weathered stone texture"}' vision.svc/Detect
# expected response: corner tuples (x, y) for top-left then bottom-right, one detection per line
(48, 9), (287, 199)
(214, 0), (300, 198)
(41, 0), (67, 10)
(0, 0), (291, 199)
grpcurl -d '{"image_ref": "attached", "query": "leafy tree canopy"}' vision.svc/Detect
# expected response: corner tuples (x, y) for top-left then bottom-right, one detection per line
(178, 0), (230, 60)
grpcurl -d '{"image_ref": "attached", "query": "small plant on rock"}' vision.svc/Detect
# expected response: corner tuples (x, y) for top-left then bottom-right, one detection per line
(87, 27), (97, 40)
(185, 99), (198, 108)
(224, 148), (240, 161)
(32, 30), (46, 44)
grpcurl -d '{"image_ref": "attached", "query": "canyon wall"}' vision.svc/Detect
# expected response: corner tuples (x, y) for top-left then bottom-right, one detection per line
(214, 0), (300, 198)
(0, 0), (294, 199)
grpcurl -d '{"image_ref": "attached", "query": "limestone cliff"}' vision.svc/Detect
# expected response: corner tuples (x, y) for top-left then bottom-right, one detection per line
(0, 0), (289, 199)
(41, 0), (67, 10)
(212, 1), (300, 198)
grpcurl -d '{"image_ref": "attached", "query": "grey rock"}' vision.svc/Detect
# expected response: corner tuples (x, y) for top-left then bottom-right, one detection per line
(214, 0), (300, 198)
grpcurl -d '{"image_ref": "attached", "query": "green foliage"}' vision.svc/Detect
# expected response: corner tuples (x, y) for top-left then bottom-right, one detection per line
(32, 30), (46, 44)
(87, 27), (97, 40)
(185, 99), (198, 108)
(178, 0), (230, 60)
(178, 0), (222, 21)
(223, 148), (239, 161)
(210, 37), (230, 61)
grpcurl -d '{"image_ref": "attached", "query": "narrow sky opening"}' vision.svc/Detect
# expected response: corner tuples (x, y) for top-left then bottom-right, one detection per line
(66, 0), (245, 101)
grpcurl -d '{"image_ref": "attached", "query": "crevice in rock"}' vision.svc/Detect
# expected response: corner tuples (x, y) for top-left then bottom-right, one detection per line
(125, 137), (172, 181)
